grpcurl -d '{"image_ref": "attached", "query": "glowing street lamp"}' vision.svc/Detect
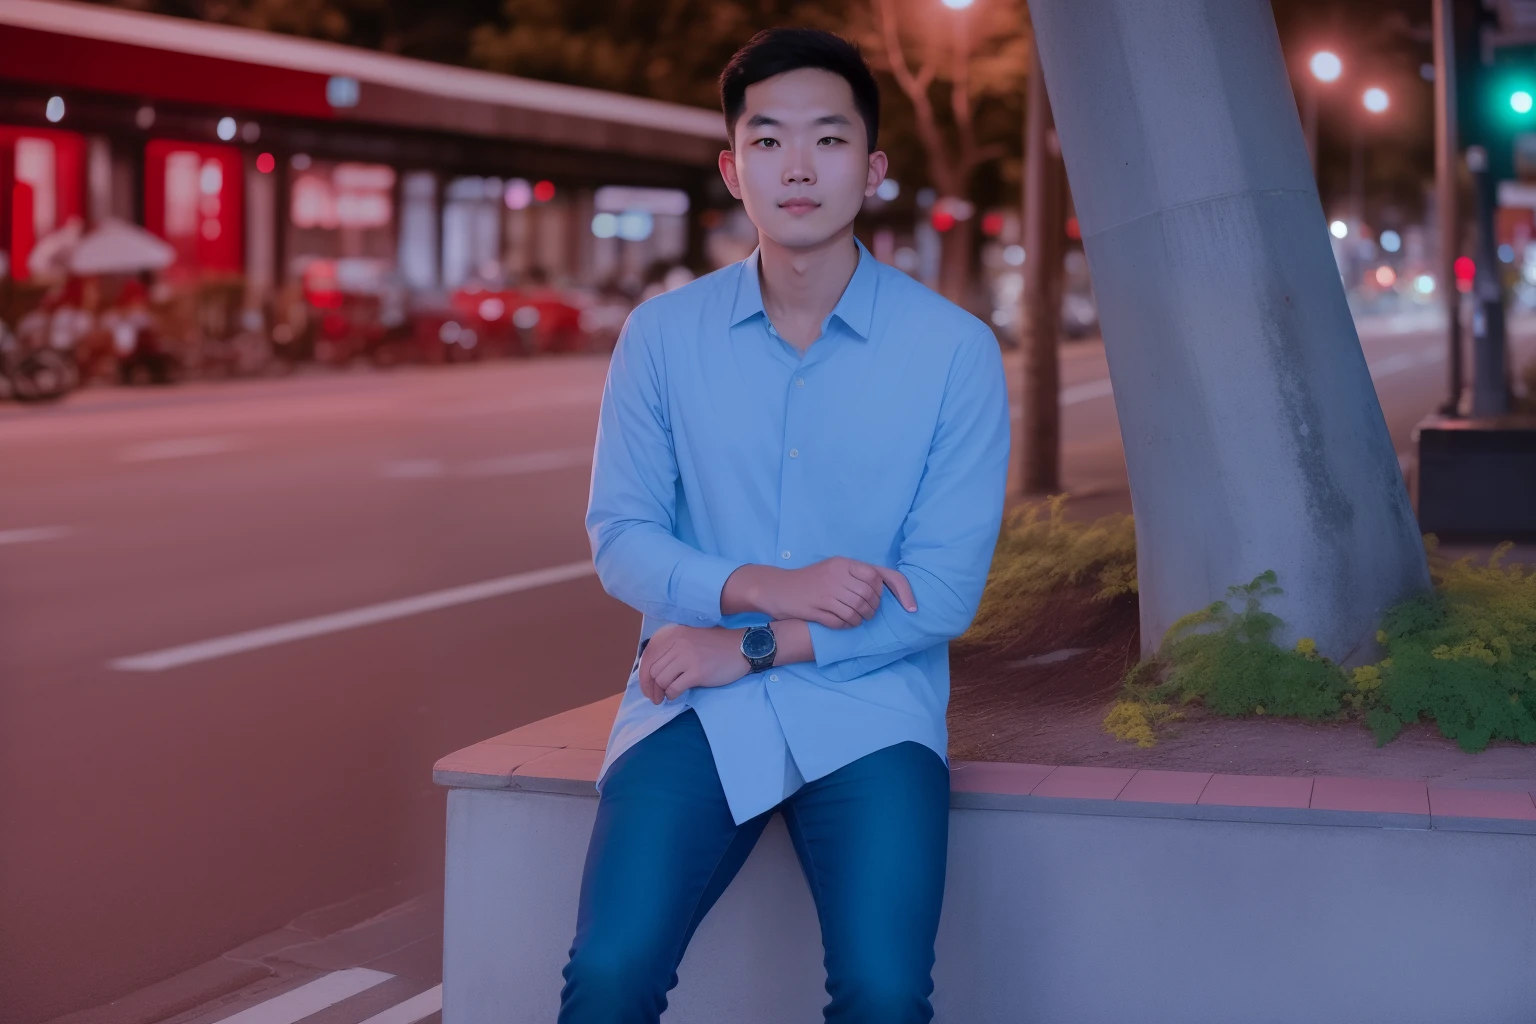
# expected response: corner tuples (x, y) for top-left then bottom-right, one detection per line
(1362, 87), (1390, 114)
(1309, 51), (1342, 83)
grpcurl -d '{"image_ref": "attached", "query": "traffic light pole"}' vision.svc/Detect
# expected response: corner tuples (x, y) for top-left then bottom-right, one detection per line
(1467, 146), (1510, 417)
(1433, 0), (1463, 414)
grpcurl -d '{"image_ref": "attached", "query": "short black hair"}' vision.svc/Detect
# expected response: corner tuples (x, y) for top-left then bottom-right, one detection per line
(718, 28), (880, 151)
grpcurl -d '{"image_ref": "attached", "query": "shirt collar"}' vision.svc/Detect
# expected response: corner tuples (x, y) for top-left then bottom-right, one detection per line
(729, 239), (878, 341)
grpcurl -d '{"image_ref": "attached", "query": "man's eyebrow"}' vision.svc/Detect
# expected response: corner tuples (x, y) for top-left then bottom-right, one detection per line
(742, 113), (853, 130)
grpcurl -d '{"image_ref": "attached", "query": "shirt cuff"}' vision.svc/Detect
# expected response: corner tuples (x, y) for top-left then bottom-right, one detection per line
(676, 552), (749, 626)
(806, 613), (907, 669)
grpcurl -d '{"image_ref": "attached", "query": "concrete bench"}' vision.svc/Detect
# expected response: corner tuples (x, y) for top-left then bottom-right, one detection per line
(435, 696), (1536, 1023)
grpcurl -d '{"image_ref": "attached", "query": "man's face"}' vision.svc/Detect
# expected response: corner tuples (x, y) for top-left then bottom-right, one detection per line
(720, 68), (887, 250)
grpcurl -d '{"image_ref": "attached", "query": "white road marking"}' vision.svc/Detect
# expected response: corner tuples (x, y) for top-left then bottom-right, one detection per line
(0, 525), (71, 546)
(380, 448), (591, 480)
(358, 985), (443, 1024)
(1010, 341), (1450, 422)
(459, 448), (591, 477)
(211, 968), (392, 1024)
(1011, 376), (1118, 419)
(111, 561), (596, 672)
(414, 386), (600, 419)
(120, 435), (241, 462)
(381, 459), (446, 479)
(1060, 377), (1116, 405)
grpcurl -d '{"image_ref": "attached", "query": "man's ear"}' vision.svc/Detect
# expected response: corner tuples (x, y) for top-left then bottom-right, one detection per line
(719, 149), (744, 200)
(865, 149), (890, 198)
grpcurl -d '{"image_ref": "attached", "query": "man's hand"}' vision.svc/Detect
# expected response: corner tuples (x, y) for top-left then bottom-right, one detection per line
(721, 558), (917, 628)
(638, 624), (752, 704)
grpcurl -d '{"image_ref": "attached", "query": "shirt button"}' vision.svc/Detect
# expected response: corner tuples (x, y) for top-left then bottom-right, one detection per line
(789, 448), (799, 458)
(769, 674), (779, 682)
(781, 550), (791, 559)
(795, 378), (805, 388)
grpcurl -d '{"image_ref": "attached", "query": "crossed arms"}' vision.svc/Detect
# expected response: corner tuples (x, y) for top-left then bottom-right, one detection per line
(585, 309), (1010, 705)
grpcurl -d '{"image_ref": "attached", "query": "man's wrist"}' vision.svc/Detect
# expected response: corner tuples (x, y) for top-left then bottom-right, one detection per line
(721, 564), (782, 616)
(767, 619), (813, 667)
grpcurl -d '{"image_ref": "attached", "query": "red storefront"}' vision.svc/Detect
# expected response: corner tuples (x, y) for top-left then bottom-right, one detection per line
(0, 124), (84, 281)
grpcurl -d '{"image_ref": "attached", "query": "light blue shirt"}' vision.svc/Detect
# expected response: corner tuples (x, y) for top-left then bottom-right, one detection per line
(586, 242), (1010, 825)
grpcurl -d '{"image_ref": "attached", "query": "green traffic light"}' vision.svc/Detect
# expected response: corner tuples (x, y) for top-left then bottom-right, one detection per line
(1513, 90), (1534, 114)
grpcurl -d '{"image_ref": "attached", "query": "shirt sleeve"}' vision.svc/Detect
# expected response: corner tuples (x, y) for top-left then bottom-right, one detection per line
(806, 327), (1010, 681)
(585, 306), (747, 626)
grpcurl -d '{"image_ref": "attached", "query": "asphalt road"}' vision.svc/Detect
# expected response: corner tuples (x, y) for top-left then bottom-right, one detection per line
(0, 306), (1526, 1022)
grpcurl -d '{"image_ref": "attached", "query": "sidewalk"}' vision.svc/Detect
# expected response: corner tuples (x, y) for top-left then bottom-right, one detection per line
(46, 885), (442, 1024)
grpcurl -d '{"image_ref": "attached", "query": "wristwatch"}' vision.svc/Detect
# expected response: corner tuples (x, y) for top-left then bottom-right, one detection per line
(740, 624), (777, 673)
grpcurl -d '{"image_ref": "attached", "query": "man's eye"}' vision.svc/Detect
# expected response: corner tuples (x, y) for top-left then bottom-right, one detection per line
(817, 137), (845, 146)
(755, 138), (779, 148)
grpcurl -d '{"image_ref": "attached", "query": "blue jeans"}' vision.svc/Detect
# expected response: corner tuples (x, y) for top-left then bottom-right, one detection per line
(558, 709), (950, 1023)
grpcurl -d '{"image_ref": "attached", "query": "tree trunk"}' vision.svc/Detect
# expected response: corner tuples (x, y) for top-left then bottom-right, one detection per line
(1025, 0), (1430, 664)
(937, 213), (974, 307)
(1021, 42), (1066, 496)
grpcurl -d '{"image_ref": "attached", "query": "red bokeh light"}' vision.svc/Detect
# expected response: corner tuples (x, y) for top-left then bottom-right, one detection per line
(255, 152), (275, 174)
(931, 209), (956, 233)
(981, 211), (1004, 237)
(1065, 216), (1081, 240)
(533, 180), (556, 203)
(1453, 256), (1475, 292)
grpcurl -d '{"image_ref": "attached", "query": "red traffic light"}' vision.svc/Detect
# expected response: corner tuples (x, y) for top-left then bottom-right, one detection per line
(1453, 256), (1475, 292)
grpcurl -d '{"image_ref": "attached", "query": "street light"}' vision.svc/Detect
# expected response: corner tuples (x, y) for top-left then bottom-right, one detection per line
(1349, 86), (1389, 228)
(941, 0), (973, 7)
(1309, 51), (1342, 83)
(1303, 51), (1342, 178)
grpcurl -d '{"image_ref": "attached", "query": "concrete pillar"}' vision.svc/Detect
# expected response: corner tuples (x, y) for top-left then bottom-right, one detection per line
(1025, 0), (1429, 662)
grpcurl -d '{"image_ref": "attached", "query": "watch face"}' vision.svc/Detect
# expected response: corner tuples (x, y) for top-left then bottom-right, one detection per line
(742, 627), (775, 660)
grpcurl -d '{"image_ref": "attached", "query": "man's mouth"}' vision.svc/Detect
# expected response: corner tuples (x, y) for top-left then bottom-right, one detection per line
(779, 198), (820, 215)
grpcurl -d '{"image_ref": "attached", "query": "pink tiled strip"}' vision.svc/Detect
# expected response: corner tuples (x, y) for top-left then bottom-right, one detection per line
(1312, 776), (1430, 815)
(1427, 787), (1536, 820)
(1198, 774), (1314, 810)
(436, 698), (1536, 824)
(1033, 766), (1136, 800)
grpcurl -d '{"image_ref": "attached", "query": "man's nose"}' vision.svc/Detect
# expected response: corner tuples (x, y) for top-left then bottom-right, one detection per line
(782, 146), (816, 185)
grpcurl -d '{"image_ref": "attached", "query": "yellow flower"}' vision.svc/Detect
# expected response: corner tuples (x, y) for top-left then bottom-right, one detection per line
(1352, 665), (1383, 691)
(1295, 637), (1318, 657)
(1376, 629), (1388, 644)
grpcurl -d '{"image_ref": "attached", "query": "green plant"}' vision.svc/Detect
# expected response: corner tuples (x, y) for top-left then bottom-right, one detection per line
(1104, 544), (1536, 753)
(1364, 540), (1536, 751)
(1122, 572), (1349, 722)
(963, 495), (1137, 646)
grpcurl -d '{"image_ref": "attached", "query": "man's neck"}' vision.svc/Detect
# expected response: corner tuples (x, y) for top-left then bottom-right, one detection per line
(757, 228), (860, 353)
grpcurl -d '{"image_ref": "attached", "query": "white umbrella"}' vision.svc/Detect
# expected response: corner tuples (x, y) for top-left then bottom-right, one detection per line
(68, 219), (175, 276)
(27, 217), (84, 279)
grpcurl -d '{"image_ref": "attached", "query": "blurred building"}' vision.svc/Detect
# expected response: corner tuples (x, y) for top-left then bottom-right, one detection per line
(0, 0), (724, 314)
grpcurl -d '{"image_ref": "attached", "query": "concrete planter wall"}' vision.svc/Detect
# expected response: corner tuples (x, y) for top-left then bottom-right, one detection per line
(435, 697), (1536, 1023)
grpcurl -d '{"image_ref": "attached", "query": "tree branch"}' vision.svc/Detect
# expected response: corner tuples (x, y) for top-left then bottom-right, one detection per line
(876, 0), (955, 193)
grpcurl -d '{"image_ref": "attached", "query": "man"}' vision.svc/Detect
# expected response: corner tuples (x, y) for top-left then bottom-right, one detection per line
(564, 27), (1009, 1024)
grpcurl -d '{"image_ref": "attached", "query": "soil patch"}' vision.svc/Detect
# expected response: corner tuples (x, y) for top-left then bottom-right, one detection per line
(946, 581), (1536, 785)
